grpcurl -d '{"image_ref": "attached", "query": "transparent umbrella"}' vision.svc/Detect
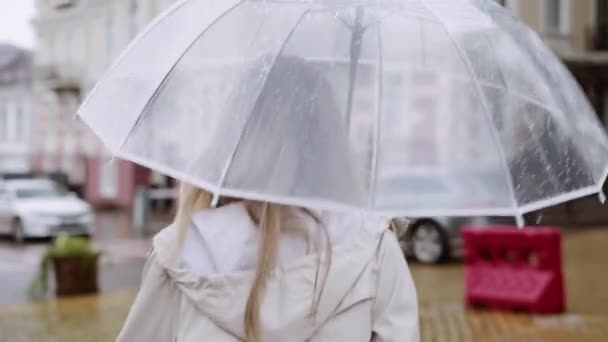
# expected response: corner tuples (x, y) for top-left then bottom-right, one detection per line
(77, 0), (608, 224)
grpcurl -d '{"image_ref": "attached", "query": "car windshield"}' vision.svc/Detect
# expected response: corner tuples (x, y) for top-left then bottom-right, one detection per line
(15, 187), (64, 199)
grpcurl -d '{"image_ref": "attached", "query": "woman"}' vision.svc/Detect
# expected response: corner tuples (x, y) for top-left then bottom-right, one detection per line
(118, 56), (419, 342)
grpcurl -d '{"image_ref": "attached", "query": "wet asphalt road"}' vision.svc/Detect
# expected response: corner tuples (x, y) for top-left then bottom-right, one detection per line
(0, 211), (163, 306)
(2, 214), (608, 341)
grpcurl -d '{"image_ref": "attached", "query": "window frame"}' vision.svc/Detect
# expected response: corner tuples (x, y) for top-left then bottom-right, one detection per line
(542, 0), (571, 35)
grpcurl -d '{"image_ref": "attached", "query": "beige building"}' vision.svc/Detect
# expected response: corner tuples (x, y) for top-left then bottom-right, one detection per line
(0, 44), (33, 175)
(500, 0), (608, 123)
(31, 0), (177, 206)
(502, 0), (600, 53)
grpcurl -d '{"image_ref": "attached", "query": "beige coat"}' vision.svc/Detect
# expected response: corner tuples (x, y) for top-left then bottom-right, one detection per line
(118, 207), (419, 342)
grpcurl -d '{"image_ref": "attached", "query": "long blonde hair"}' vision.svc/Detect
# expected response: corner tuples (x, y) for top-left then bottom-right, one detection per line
(170, 55), (354, 340)
(172, 184), (331, 341)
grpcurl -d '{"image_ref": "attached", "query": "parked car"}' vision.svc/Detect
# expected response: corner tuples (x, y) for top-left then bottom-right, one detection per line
(395, 216), (516, 264)
(0, 178), (95, 243)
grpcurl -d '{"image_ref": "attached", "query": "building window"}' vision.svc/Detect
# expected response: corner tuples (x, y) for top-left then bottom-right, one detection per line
(543, 0), (569, 34)
(597, 0), (608, 50)
(50, 33), (59, 67)
(0, 105), (6, 142)
(99, 161), (119, 199)
(61, 154), (73, 175)
(545, 0), (560, 30)
(129, 0), (139, 39)
(6, 103), (17, 142)
(15, 105), (23, 142)
(150, 0), (160, 18)
(106, 10), (114, 61)
(43, 154), (55, 172)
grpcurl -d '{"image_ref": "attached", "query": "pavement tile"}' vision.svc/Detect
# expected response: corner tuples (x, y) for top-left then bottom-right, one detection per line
(1, 292), (608, 341)
(1, 225), (608, 341)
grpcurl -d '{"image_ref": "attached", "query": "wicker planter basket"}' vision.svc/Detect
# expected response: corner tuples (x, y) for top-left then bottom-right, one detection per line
(53, 254), (100, 296)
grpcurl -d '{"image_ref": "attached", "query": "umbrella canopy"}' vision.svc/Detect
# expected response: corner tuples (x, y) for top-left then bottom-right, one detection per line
(78, 0), (608, 221)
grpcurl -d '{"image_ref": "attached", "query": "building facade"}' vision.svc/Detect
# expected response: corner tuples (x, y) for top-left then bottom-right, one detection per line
(497, 0), (608, 225)
(31, 0), (177, 207)
(0, 44), (32, 175)
(500, 0), (608, 125)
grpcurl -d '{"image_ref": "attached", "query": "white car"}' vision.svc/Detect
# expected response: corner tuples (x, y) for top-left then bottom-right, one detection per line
(0, 178), (95, 243)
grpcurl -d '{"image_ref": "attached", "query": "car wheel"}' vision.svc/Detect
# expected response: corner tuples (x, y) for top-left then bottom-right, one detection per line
(12, 219), (25, 245)
(411, 221), (449, 264)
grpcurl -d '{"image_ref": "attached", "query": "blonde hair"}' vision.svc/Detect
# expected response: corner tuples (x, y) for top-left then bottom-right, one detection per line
(169, 54), (351, 341)
(172, 184), (330, 342)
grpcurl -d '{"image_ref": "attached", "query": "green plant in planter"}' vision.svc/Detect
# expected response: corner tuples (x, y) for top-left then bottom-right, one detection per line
(29, 233), (101, 298)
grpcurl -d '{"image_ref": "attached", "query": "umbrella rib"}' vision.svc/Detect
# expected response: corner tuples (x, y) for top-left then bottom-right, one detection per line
(479, 31), (574, 128)
(211, 9), (311, 205)
(477, 82), (563, 117)
(419, 0), (522, 221)
(521, 112), (563, 191)
(368, 25), (384, 209)
(372, 35), (564, 115)
(481, 32), (598, 186)
(117, 0), (247, 151)
(478, 33), (566, 193)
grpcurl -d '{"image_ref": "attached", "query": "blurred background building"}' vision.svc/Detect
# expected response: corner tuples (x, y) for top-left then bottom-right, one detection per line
(500, 0), (608, 125)
(18, 0), (608, 216)
(0, 44), (32, 176)
(30, 0), (177, 208)
(493, 0), (608, 224)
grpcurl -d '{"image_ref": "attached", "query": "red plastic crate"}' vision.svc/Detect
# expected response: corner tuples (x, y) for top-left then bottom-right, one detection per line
(462, 226), (565, 314)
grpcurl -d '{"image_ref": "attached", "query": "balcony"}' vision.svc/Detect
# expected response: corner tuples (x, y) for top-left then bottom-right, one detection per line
(549, 26), (608, 67)
(34, 63), (82, 94)
(542, 30), (573, 56)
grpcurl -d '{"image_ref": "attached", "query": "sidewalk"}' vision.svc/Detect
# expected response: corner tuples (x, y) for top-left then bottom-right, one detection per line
(0, 210), (154, 306)
(1, 227), (608, 341)
(420, 304), (608, 341)
(0, 291), (607, 341)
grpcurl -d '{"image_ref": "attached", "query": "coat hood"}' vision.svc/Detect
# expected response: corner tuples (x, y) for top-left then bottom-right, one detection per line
(152, 203), (389, 341)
